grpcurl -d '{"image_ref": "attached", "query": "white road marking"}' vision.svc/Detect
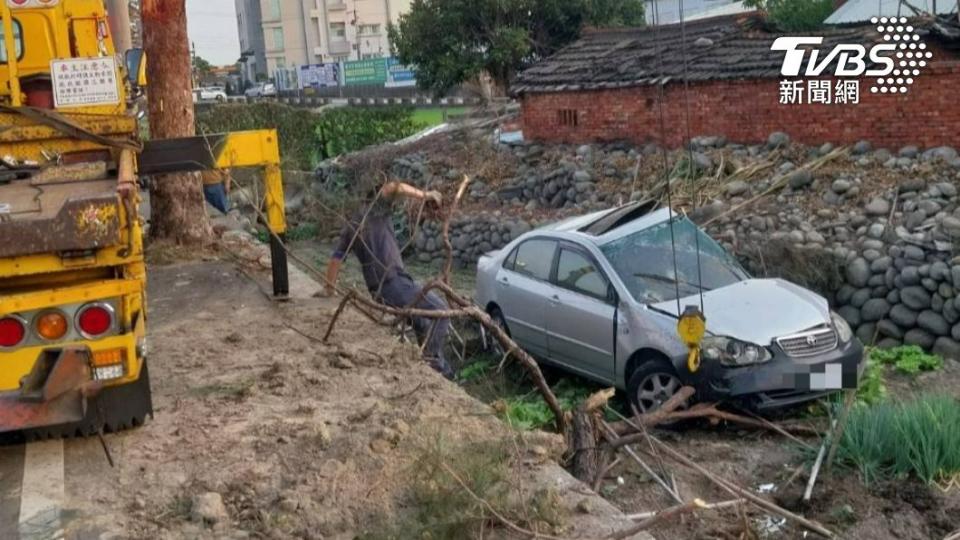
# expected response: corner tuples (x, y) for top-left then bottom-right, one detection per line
(18, 440), (65, 540)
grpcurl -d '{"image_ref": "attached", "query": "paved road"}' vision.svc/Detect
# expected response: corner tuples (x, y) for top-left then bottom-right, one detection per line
(0, 258), (319, 540)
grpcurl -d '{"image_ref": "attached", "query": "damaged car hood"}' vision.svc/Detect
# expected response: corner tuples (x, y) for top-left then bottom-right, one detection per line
(650, 279), (830, 346)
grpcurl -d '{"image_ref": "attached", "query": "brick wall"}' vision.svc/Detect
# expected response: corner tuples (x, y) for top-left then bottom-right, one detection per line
(520, 64), (960, 149)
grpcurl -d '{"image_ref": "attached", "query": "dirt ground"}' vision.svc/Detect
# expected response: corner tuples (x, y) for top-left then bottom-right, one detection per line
(283, 236), (960, 540)
(33, 243), (648, 540)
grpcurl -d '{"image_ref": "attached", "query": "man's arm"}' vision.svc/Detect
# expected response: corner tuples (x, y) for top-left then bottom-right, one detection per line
(325, 257), (342, 295)
(380, 181), (442, 205)
(325, 223), (354, 295)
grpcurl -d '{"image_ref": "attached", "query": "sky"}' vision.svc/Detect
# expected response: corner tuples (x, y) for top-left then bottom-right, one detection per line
(186, 0), (242, 66)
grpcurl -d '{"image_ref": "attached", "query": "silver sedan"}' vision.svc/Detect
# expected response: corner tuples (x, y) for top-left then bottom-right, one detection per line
(475, 203), (864, 412)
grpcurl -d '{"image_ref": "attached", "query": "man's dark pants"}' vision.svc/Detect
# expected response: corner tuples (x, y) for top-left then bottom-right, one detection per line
(376, 273), (453, 379)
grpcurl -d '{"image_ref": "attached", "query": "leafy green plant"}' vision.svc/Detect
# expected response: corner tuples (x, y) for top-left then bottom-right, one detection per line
(497, 379), (592, 430)
(458, 357), (495, 383)
(285, 223), (319, 242)
(870, 345), (943, 375)
(744, 0), (833, 31)
(195, 103), (324, 170)
(316, 107), (422, 158)
(836, 394), (960, 485)
(856, 354), (887, 405)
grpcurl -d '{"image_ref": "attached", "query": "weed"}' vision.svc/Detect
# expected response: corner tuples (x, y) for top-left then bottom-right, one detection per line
(193, 379), (255, 401)
(870, 345), (943, 375)
(360, 434), (566, 539)
(458, 357), (495, 383)
(285, 223), (319, 242)
(495, 379), (592, 431)
(836, 394), (960, 486)
(856, 354), (887, 405)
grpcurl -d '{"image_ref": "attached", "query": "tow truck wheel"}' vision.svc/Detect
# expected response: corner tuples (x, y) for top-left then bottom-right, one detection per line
(627, 358), (684, 415)
(23, 360), (154, 441)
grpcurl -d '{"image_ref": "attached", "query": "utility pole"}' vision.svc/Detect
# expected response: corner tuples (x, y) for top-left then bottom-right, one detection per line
(105, 0), (133, 54)
(141, 0), (213, 246)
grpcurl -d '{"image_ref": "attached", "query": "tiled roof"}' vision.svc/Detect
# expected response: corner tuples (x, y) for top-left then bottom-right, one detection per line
(512, 15), (958, 94)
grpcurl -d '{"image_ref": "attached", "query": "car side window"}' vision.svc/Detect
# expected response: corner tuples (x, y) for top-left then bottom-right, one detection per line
(512, 239), (556, 281)
(503, 247), (519, 271)
(556, 249), (608, 300)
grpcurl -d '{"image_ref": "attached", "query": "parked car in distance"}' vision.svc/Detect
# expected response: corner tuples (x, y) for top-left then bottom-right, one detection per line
(194, 86), (227, 102)
(475, 202), (864, 413)
(244, 82), (277, 98)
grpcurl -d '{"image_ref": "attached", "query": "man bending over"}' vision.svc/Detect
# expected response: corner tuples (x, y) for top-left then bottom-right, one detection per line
(325, 181), (454, 379)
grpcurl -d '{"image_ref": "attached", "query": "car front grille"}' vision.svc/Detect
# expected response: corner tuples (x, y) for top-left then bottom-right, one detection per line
(776, 326), (838, 358)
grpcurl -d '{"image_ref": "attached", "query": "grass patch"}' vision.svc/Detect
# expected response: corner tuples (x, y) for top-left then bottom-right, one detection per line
(871, 345), (943, 375)
(836, 394), (960, 485)
(411, 107), (469, 127)
(360, 434), (566, 539)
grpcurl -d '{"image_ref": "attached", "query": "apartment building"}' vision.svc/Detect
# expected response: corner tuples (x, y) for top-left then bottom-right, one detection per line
(236, 0), (412, 83)
(236, 0), (268, 83)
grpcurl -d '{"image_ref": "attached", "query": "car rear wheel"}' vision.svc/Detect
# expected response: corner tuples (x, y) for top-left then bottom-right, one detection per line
(627, 358), (684, 414)
(485, 307), (510, 355)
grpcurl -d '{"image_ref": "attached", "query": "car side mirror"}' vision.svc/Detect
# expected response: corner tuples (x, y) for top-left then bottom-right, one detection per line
(125, 48), (148, 88)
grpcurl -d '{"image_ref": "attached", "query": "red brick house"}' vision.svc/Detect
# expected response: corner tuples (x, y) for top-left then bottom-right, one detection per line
(514, 16), (960, 149)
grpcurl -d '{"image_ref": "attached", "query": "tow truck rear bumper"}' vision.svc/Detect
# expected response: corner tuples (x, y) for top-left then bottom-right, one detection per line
(0, 347), (102, 434)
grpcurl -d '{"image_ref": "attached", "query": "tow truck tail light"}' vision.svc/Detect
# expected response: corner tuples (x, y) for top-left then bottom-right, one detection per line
(35, 311), (68, 341)
(92, 348), (126, 381)
(76, 303), (114, 338)
(0, 316), (26, 348)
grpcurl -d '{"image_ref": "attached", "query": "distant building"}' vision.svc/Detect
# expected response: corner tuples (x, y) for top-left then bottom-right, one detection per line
(825, 0), (958, 24)
(235, 0), (413, 86)
(645, 0), (752, 25)
(236, 0), (268, 85)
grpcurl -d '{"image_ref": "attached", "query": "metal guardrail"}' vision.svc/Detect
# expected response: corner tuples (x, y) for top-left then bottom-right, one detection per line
(214, 96), (483, 108)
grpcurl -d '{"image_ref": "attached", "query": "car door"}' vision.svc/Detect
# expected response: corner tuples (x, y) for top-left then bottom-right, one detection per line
(545, 244), (617, 382)
(494, 238), (557, 358)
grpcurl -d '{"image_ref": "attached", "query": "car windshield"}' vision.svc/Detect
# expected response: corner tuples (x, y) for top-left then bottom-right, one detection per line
(600, 216), (748, 304)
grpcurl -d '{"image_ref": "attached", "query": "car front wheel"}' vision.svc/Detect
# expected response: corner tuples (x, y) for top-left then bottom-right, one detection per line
(627, 358), (684, 414)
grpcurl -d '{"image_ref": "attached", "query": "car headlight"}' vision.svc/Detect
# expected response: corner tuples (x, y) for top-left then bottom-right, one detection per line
(831, 312), (853, 343)
(702, 336), (772, 367)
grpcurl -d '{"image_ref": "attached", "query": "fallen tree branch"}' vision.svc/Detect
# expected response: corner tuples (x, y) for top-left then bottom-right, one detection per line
(609, 499), (706, 539)
(610, 400), (820, 449)
(640, 434), (836, 538)
(442, 174), (472, 284)
(607, 386), (696, 435)
(600, 421), (683, 505)
(324, 282), (568, 433)
(626, 498), (744, 521)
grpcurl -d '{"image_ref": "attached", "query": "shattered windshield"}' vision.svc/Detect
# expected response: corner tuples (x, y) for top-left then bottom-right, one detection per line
(600, 216), (748, 304)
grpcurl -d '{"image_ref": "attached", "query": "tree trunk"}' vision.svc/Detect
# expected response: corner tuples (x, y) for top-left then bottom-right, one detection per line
(141, 0), (212, 245)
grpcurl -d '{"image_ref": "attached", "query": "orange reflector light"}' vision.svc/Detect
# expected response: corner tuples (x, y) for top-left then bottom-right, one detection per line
(92, 348), (125, 367)
(36, 311), (68, 341)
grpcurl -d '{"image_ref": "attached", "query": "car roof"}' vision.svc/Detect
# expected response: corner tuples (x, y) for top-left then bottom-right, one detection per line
(532, 201), (676, 246)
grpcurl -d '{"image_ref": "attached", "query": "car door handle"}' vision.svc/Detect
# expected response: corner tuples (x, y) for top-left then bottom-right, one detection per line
(499, 277), (510, 287)
(549, 294), (561, 304)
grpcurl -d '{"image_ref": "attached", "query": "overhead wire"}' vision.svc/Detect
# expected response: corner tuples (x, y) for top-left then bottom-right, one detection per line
(678, 0), (706, 313)
(650, 0), (683, 316)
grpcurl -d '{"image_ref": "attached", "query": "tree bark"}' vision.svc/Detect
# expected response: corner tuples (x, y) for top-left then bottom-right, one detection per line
(142, 0), (212, 245)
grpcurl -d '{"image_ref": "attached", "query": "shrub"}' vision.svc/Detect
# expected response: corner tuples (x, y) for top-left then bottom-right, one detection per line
(195, 103), (324, 170)
(495, 379), (592, 430)
(745, 0), (833, 31)
(316, 107), (423, 158)
(836, 394), (960, 485)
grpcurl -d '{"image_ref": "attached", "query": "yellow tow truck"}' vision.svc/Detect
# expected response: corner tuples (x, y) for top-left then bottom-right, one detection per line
(0, 0), (288, 438)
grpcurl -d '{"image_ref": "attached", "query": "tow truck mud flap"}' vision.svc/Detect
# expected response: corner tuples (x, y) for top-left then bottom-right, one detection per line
(0, 348), (98, 433)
